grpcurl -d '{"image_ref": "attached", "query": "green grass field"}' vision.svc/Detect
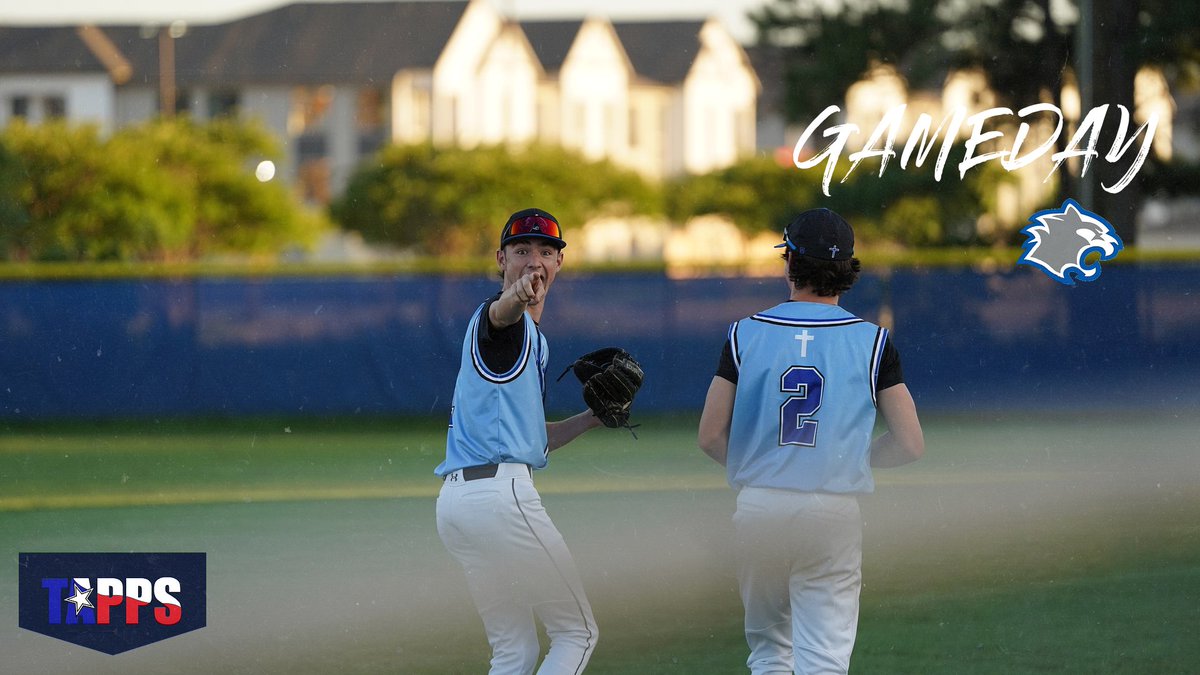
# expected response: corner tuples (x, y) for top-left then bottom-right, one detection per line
(2, 412), (1198, 674)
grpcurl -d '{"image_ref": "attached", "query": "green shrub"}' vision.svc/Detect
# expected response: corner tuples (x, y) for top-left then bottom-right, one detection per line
(0, 118), (326, 261)
(333, 143), (661, 256)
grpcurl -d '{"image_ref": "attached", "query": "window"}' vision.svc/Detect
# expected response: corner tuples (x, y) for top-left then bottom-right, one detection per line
(356, 87), (385, 131)
(572, 102), (586, 147)
(296, 133), (328, 160)
(604, 104), (616, 155)
(298, 158), (331, 205)
(736, 109), (754, 154)
(209, 90), (240, 118)
(356, 87), (388, 156)
(358, 130), (385, 156)
(411, 87), (430, 138)
(499, 94), (511, 141)
(43, 96), (66, 118)
(537, 98), (553, 142)
(10, 96), (30, 119)
(288, 85), (333, 134)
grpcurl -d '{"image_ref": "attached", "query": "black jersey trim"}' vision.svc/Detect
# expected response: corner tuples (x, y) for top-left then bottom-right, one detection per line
(870, 327), (888, 407)
(750, 313), (864, 328)
(469, 304), (532, 384)
(728, 321), (741, 372)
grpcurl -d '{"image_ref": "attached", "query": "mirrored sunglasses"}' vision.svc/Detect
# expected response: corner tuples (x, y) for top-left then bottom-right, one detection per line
(504, 215), (561, 240)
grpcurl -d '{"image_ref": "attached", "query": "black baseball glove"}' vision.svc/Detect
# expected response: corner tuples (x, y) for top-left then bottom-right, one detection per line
(558, 347), (644, 436)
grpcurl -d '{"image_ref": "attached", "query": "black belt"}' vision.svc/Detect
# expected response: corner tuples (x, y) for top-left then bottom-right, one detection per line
(451, 463), (531, 481)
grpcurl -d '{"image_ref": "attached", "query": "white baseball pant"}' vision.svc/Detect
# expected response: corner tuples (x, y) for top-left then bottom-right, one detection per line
(437, 462), (597, 675)
(734, 487), (863, 675)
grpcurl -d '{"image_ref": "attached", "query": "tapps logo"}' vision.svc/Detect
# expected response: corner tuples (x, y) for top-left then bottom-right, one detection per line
(1017, 199), (1124, 285)
(19, 552), (206, 654)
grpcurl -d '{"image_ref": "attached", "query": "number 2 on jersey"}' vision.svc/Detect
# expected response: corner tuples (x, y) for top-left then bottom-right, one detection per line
(779, 366), (824, 446)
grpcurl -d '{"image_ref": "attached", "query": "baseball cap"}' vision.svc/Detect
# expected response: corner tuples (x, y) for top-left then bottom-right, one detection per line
(500, 208), (566, 249)
(774, 208), (854, 260)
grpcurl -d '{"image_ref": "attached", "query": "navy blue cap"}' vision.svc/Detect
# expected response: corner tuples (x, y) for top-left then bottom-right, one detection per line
(774, 208), (854, 260)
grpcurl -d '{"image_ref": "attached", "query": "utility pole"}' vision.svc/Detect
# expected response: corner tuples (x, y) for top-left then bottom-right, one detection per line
(158, 21), (187, 118)
(1075, 0), (1094, 209)
(159, 26), (175, 118)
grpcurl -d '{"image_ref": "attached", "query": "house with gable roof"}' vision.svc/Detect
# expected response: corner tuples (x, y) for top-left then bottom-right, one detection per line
(1, 1), (501, 202)
(614, 19), (758, 178)
(521, 16), (759, 181)
(0, 25), (145, 136)
(2, 0), (759, 203)
(517, 19), (578, 150)
(164, 0), (519, 202)
(523, 18), (631, 169)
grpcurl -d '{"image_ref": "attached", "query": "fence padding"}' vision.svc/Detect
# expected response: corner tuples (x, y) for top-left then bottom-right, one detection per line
(2, 265), (1197, 419)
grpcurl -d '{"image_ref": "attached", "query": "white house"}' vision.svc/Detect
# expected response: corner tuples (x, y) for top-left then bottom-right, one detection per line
(520, 16), (759, 182)
(0, 26), (131, 135)
(614, 19), (758, 178)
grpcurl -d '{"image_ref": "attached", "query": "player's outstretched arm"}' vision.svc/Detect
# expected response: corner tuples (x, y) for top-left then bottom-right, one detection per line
(547, 410), (604, 452)
(698, 376), (735, 466)
(870, 383), (925, 468)
(489, 271), (543, 329)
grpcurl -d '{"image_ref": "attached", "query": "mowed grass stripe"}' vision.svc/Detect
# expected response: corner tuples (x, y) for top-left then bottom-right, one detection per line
(0, 469), (1106, 512)
(4, 413), (1195, 513)
(0, 484), (417, 511)
(0, 475), (733, 512)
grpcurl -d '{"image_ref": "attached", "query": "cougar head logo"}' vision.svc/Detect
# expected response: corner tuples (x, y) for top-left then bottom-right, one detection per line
(1018, 200), (1123, 285)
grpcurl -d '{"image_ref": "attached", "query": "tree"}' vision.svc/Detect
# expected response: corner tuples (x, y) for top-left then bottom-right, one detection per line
(667, 155), (825, 234)
(668, 152), (987, 248)
(1, 121), (192, 260)
(941, 0), (1074, 110)
(333, 144), (661, 257)
(1078, 0), (1200, 241)
(749, 0), (946, 123)
(110, 118), (327, 257)
(748, 0), (1196, 245)
(1134, 0), (1200, 88)
(1, 118), (326, 261)
(0, 139), (30, 256)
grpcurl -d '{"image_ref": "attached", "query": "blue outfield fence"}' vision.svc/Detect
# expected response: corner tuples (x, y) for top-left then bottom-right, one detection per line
(2, 264), (1198, 421)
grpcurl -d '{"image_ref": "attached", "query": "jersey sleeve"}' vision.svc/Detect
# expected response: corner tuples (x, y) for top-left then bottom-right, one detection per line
(478, 295), (526, 374)
(876, 336), (905, 391)
(714, 338), (738, 384)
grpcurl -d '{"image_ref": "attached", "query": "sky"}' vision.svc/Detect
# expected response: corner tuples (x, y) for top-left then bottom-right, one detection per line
(0, 0), (768, 43)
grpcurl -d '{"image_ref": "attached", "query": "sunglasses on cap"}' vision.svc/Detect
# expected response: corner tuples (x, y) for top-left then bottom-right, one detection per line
(775, 229), (798, 251)
(501, 215), (563, 246)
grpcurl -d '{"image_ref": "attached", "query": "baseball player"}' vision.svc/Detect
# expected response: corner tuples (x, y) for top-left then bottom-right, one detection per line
(698, 208), (925, 675)
(435, 208), (602, 675)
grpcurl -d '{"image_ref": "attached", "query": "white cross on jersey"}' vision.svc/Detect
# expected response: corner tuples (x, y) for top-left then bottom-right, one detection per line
(794, 329), (814, 357)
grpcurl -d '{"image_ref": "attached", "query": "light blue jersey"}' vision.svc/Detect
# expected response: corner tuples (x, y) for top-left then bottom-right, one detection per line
(726, 301), (888, 494)
(435, 301), (549, 476)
